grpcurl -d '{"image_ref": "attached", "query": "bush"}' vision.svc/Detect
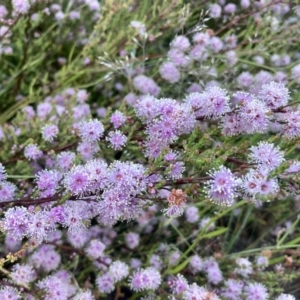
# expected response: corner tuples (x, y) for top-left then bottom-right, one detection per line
(0, 0), (300, 299)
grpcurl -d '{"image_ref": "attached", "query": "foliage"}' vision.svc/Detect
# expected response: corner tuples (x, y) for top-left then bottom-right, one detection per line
(0, 0), (300, 299)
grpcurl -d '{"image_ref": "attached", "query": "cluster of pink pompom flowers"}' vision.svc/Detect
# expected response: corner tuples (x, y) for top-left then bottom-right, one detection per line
(0, 0), (300, 299)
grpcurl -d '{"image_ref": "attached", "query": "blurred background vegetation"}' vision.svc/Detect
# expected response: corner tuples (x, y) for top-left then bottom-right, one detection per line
(1, 0), (300, 297)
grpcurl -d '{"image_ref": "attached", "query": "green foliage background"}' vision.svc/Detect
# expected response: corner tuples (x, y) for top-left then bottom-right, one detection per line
(1, 0), (300, 297)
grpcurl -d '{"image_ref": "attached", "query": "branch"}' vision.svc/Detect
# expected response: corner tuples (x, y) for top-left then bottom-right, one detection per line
(215, 0), (281, 36)
(0, 194), (97, 208)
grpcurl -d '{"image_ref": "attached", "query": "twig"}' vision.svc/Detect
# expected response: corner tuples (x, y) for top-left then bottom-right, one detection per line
(215, 0), (281, 36)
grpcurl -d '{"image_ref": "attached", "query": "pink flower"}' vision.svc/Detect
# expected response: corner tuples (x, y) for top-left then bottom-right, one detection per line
(205, 166), (239, 206)
(129, 267), (161, 291)
(41, 124), (59, 142)
(106, 130), (127, 150)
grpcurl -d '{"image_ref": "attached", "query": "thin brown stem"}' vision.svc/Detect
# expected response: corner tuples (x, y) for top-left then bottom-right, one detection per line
(0, 194), (98, 208)
(114, 285), (124, 300)
(165, 176), (210, 185)
(215, 0), (281, 36)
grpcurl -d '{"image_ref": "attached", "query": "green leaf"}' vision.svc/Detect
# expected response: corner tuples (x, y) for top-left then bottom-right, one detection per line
(165, 257), (190, 275)
(200, 227), (228, 239)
